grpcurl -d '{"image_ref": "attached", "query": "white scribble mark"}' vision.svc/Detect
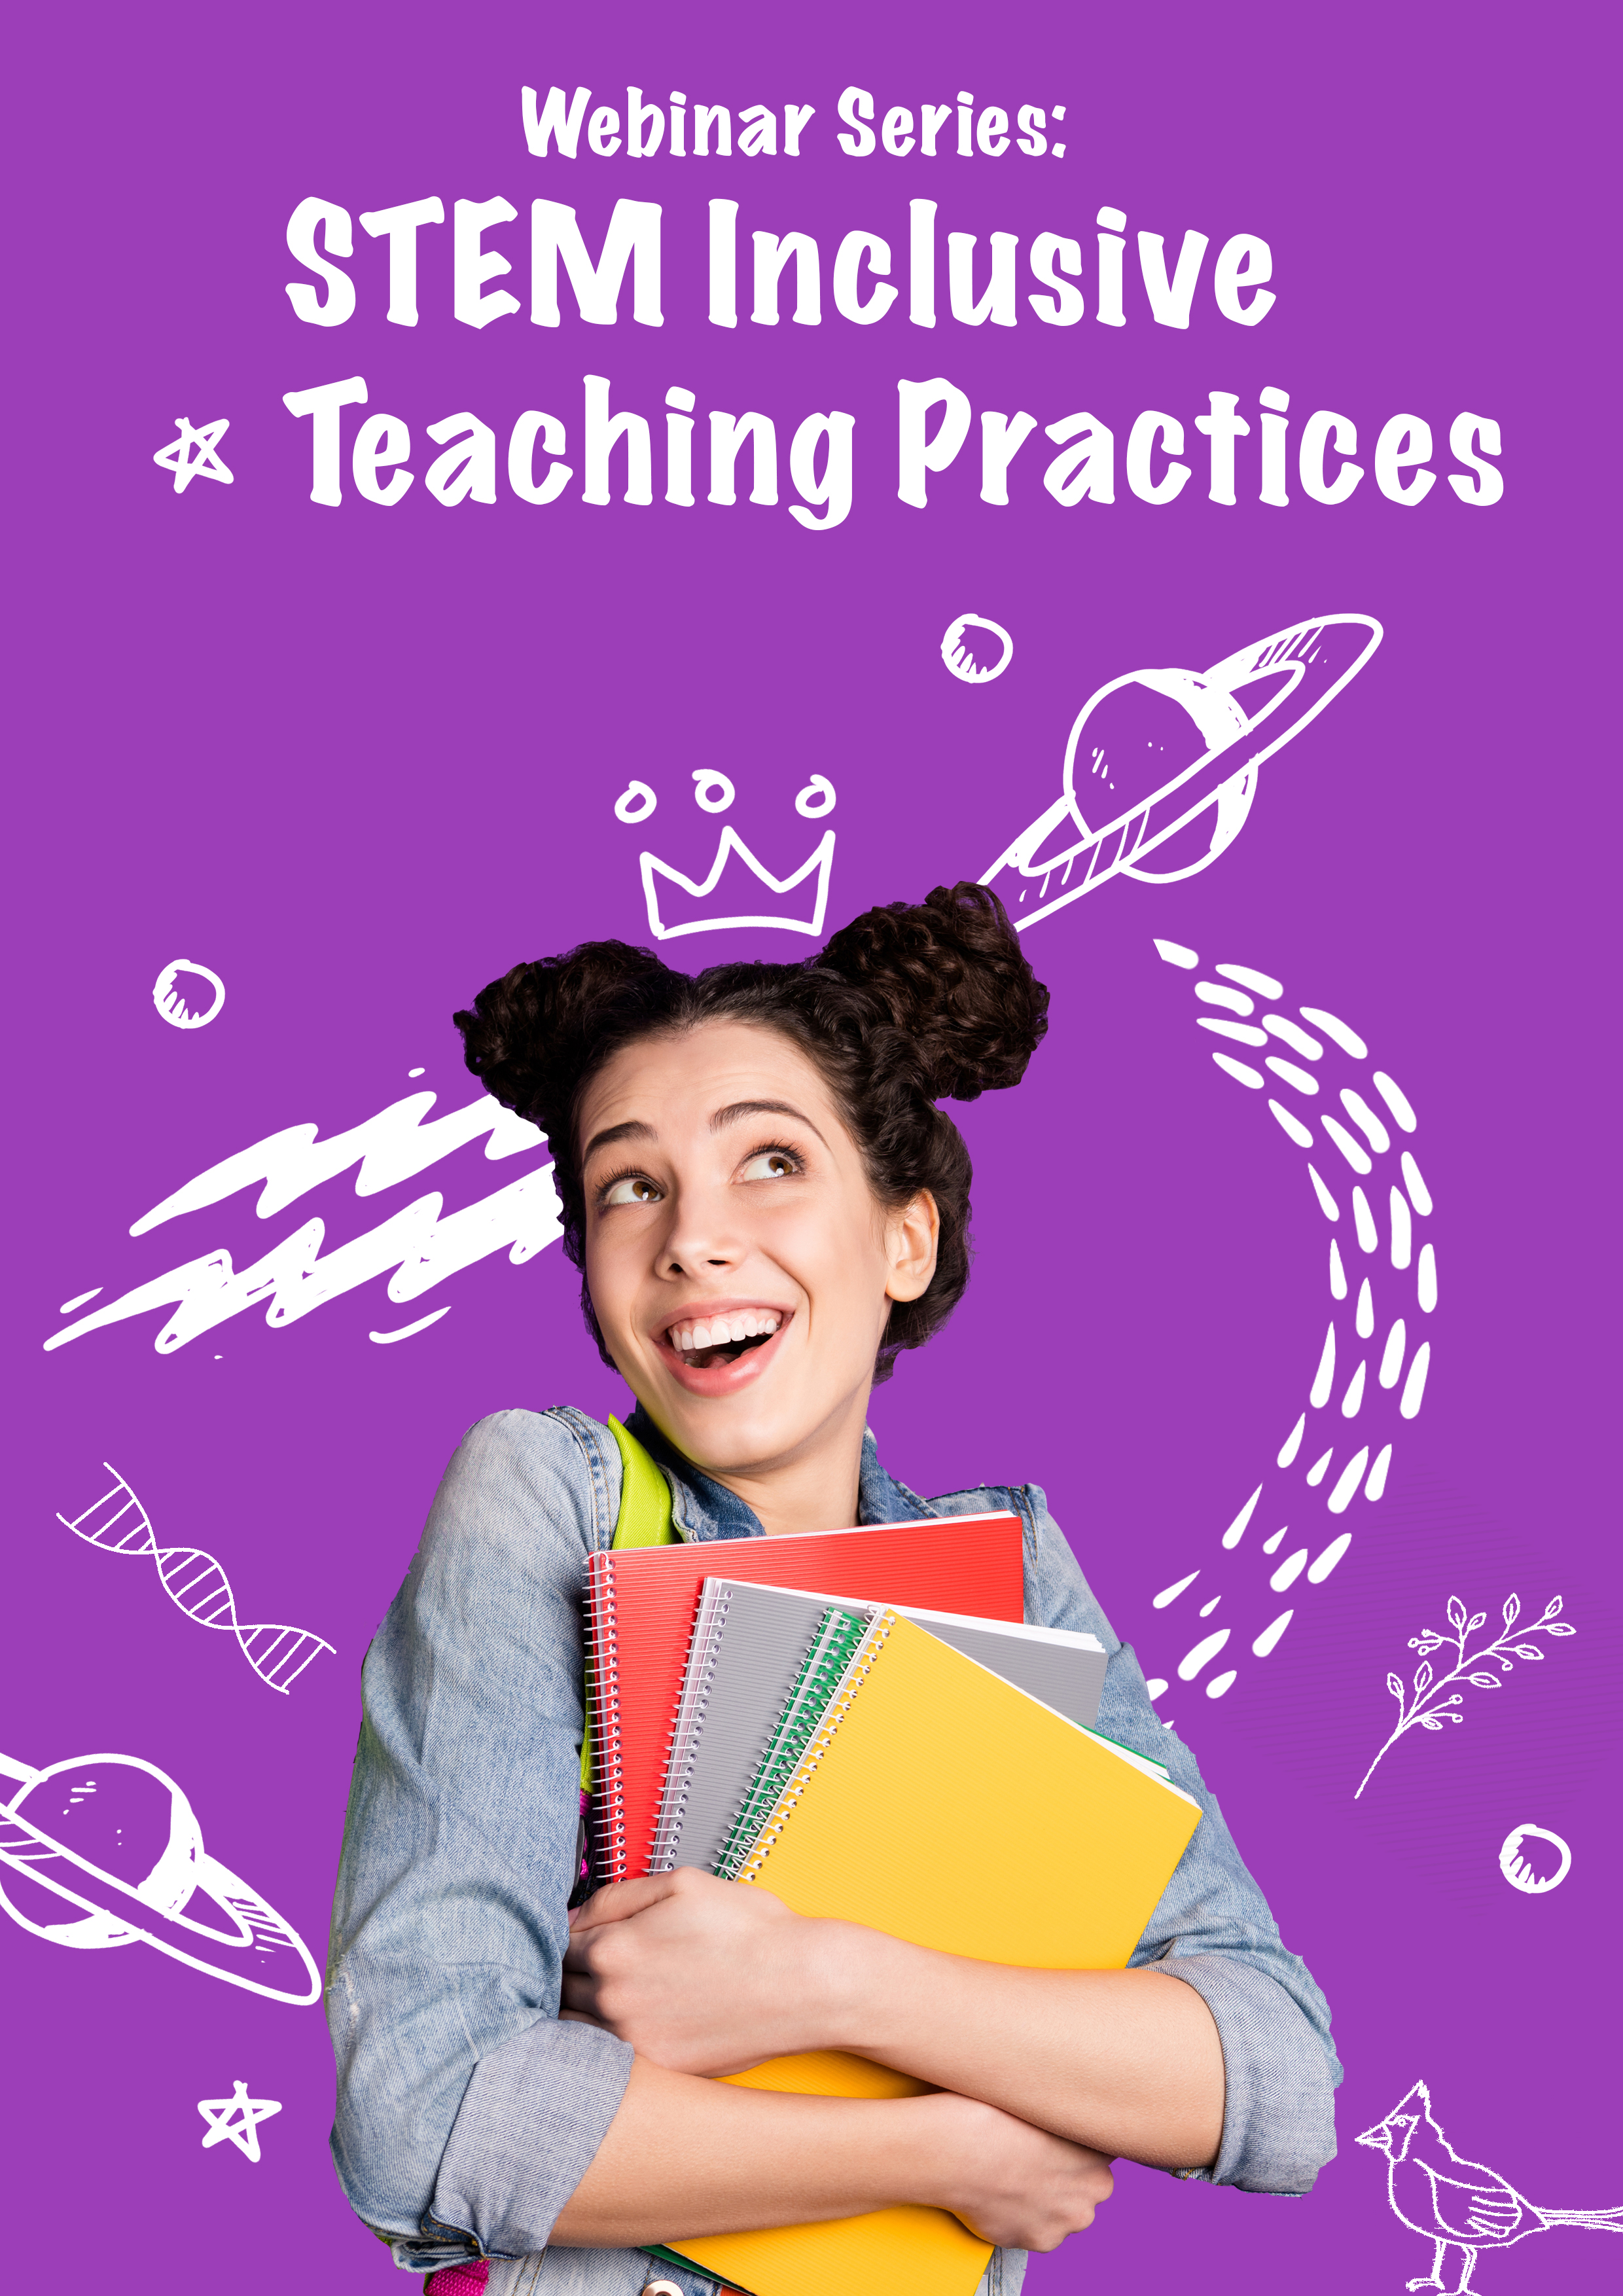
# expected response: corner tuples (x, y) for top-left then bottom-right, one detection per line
(1215, 963), (1282, 997)
(1355, 1594), (1575, 1799)
(1498, 1823), (1573, 1895)
(198, 2080), (282, 2162)
(1400, 1342), (1431, 1419)
(1341, 1088), (1392, 1155)
(794, 775), (837, 817)
(1271, 1549), (1308, 1592)
(941, 611), (1014, 683)
(1264, 1014), (1323, 1061)
(1355, 1278), (1374, 1338)
(0, 1746), (321, 2005)
(614, 780), (658, 824)
(1198, 980), (1255, 1014)
(1307, 1164), (1340, 1221)
(1372, 1070), (1418, 1132)
(980, 616), (1382, 929)
(1402, 1151), (1434, 1216)
(1262, 1525), (1289, 1554)
(1222, 1488), (1261, 1548)
(1365, 1444), (1393, 1501)
(60, 1289), (102, 1316)
(1269, 1099), (1314, 1148)
(1153, 1570), (1200, 1607)
(1306, 1448), (1334, 1487)
(1351, 1187), (1378, 1252)
(1205, 1669), (1238, 1699)
(1300, 1006), (1368, 1059)
(43, 1089), (560, 1357)
(153, 960), (226, 1031)
(1380, 1320), (1408, 1389)
(1329, 1242), (1347, 1300)
(1253, 1610), (1293, 1656)
(369, 1306), (452, 1344)
(1322, 1114), (1374, 1174)
(1310, 1323), (1337, 1407)
(1357, 2078), (1622, 2293)
(152, 416), (233, 493)
(1153, 939), (1200, 969)
(639, 826), (835, 940)
(692, 770), (736, 814)
(1277, 1415), (1306, 1466)
(1418, 1244), (1438, 1312)
(1200, 1017), (1268, 1046)
(56, 1463), (333, 1694)
(1212, 1052), (1264, 1088)
(1177, 1628), (1230, 1681)
(1389, 1187), (1413, 1268)
(1265, 1054), (1317, 1094)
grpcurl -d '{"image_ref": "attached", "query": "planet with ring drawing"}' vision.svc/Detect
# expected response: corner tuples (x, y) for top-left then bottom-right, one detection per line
(0, 1746), (320, 2005)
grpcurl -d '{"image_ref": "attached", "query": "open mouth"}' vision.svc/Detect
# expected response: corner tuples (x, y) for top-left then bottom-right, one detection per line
(663, 1308), (783, 1371)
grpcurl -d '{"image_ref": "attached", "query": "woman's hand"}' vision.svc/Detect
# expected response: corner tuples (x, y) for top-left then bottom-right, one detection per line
(919, 2093), (1115, 2250)
(564, 1868), (852, 2073)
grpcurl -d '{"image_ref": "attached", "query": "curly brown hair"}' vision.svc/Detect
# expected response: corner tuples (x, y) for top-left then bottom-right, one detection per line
(454, 882), (1048, 1381)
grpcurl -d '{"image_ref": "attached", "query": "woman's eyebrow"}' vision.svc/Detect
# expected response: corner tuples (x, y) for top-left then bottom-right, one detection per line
(582, 1118), (657, 1162)
(711, 1099), (829, 1147)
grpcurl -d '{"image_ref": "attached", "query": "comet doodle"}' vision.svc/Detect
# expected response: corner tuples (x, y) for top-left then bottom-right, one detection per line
(0, 1747), (320, 2005)
(1140, 939), (1438, 1720)
(56, 1462), (334, 1693)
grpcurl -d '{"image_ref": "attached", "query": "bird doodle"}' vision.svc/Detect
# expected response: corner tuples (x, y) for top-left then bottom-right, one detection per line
(1358, 2080), (1623, 2291)
(55, 1462), (333, 1694)
(1139, 941), (1436, 1717)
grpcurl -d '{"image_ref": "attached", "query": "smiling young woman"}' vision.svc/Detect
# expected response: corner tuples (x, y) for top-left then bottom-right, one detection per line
(326, 884), (1340, 2296)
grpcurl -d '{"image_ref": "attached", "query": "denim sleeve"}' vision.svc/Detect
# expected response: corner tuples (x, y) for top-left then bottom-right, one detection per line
(327, 1409), (635, 2269)
(950, 1480), (1341, 2196)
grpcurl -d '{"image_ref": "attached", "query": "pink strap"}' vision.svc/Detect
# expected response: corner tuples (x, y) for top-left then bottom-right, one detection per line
(427, 2265), (490, 2292)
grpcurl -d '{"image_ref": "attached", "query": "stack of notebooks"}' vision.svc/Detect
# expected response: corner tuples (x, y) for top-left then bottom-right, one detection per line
(579, 1512), (1202, 2296)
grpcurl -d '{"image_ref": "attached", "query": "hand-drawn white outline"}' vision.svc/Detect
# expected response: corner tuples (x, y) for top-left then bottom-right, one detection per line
(152, 417), (233, 494)
(198, 2080), (283, 2162)
(794, 775), (836, 817)
(942, 611), (1014, 684)
(1355, 1595), (1574, 1799)
(613, 781), (657, 824)
(56, 1462), (334, 1693)
(980, 615), (1382, 928)
(1357, 2079), (1622, 2292)
(1499, 1822), (1572, 1895)
(1141, 940), (1437, 1719)
(639, 826), (835, 940)
(153, 959), (226, 1031)
(692, 770), (736, 813)
(43, 1088), (559, 1357)
(0, 1748), (321, 2005)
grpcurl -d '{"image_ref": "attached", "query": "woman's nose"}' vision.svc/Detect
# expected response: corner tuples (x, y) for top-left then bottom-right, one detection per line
(658, 1189), (743, 1275)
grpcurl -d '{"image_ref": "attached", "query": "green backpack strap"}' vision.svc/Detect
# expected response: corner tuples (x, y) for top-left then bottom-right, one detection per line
(579, 1416), (681, 1797)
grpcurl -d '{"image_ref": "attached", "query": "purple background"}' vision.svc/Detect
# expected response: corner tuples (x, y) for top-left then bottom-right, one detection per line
(8, 5), (1617, 2290)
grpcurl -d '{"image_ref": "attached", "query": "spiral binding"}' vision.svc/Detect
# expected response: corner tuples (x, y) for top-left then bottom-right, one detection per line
(581, 1552), (628, 1884)
(647, 1581), (733, 1871)
(716, 1607), (890, 1881)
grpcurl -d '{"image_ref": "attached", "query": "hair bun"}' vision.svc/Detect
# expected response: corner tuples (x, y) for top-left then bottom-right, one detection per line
(454, 941), (667, 1127)
(815, 881), (1048, 1101)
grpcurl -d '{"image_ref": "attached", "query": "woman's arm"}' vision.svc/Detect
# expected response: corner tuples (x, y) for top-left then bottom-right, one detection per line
(551, 2057), (1115, 2250)
(563, 1871), (1224, 2169)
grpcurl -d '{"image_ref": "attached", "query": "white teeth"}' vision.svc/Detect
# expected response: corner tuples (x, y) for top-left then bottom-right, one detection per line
(666, 1310), (783, 1355)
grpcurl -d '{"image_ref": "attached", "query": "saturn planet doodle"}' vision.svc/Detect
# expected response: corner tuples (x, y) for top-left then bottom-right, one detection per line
(980, 612), (1382, 929)
(0, 1746), (320, 2005)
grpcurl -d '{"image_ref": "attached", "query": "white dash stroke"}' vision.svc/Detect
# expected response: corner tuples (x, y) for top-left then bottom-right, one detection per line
(369, 1306), (454, 1345)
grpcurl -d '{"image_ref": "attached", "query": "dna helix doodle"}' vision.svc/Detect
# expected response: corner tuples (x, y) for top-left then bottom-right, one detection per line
(56, 1464), (334, 1694)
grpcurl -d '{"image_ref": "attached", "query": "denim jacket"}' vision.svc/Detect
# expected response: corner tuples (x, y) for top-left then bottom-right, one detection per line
(328, 1407), (1341, 2289)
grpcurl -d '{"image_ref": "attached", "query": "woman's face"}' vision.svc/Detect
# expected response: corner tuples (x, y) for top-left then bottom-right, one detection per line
(578, 1020), (938, 1485)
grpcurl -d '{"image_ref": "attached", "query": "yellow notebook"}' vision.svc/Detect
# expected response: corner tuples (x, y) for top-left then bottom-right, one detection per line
(662, 1613), (1203, 2296)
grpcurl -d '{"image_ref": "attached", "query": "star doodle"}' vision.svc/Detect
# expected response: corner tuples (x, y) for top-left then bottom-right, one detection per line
(197, 2079), (282, 2162)
(153, 416), (234, 495)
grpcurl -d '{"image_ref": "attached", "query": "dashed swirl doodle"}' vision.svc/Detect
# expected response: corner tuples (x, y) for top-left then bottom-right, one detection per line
(1143, 940), (1439, 1720)
(56, 1463), (333, 1694)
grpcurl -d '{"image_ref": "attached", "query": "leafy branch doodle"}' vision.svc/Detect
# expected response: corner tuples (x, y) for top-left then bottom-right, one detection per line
(1354, 1594), (1574, 1800)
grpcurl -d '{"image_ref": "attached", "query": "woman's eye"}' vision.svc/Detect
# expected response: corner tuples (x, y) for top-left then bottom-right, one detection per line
(601, 1175), (663, 1207)
(741, 1151), (798, 1181)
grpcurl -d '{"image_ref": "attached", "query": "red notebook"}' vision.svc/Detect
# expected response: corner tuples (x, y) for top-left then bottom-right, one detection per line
(583, 1513), (1024, 1885)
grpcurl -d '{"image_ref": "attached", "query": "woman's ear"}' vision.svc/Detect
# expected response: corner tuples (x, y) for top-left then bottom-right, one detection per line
(884, 1190), (940, 1302)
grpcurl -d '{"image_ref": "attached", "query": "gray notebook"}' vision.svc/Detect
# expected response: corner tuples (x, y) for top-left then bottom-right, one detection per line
(650, 1578), (1109, 1875)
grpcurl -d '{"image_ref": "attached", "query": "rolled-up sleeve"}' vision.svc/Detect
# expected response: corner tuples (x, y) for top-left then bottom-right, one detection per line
(1002, 1484), (1342, 2195)
(327, 1410), (633, 2269)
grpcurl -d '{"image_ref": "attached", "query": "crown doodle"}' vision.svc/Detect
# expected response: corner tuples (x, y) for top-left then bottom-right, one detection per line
(618, 771), (838, 941)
